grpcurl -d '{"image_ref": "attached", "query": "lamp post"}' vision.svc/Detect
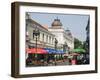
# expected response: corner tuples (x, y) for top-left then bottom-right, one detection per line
(54, 38), (58, 64)
(33, 26), (40, 53)
(55, 38), (58, 50)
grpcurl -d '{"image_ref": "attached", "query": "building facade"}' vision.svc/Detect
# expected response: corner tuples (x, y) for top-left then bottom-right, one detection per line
(48, 18), (74, 52)
(26, 13), (55, 49)
(26, 13), (74, 53)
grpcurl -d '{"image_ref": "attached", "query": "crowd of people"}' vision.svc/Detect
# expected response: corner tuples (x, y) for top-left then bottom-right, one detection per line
(26, 52), (89, 67)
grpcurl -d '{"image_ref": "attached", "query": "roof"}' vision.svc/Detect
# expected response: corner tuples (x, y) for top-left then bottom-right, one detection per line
(50, 18), (63, 29)
(26, 18), (55, 36)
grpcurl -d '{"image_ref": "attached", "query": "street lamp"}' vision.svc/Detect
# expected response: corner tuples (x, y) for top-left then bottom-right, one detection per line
(55, 38), (58, 50)
(33, 26), (40, 53)
(54, 38), (58, 63)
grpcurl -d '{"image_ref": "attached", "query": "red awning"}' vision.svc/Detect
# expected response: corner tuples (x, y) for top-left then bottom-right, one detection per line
(26, 48), (48, 54)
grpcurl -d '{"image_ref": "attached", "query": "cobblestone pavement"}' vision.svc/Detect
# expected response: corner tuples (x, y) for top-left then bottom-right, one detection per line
(46, 60), (70, 66)
(26, 60), (71, 67)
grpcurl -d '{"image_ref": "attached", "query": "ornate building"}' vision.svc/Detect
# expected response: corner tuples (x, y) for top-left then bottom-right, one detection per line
(26, 13), (55, 49)
(48, 18), (74, 52)
(26, 13), (74, 53)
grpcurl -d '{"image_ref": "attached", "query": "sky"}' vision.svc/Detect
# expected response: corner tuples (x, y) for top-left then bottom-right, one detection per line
(27, 12), (89, 42)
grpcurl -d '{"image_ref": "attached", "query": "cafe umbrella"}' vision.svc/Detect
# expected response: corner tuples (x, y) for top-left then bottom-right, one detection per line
(71, 48), (86, 53)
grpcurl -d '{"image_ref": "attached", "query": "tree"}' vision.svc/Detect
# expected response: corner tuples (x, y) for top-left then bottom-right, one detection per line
(74, 38), (83, 49)
(82, 41), (89, 53)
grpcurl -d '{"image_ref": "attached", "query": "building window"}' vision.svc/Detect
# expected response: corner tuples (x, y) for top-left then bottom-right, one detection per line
(42, 33), (44, 41)
(46, 35), (48, 43)
(33, 30), (35, 40)
(38, 34), (40, 40)
(49, 36), (51, 44)
(52, 38), (54, 44)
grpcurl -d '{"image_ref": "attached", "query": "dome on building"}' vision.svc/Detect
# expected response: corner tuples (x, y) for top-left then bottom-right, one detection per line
(65, 29), (72, 37)
(51, 18), (62, 28)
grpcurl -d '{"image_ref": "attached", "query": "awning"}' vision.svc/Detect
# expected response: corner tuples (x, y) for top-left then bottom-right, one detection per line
(56, 50), (65, 54)
(44, 48), (56, 54)
(71, 48), (86, 53)
(26, 48), (48, 54)
(26, 48), (65, 54)
(44, 48), (65, 54)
